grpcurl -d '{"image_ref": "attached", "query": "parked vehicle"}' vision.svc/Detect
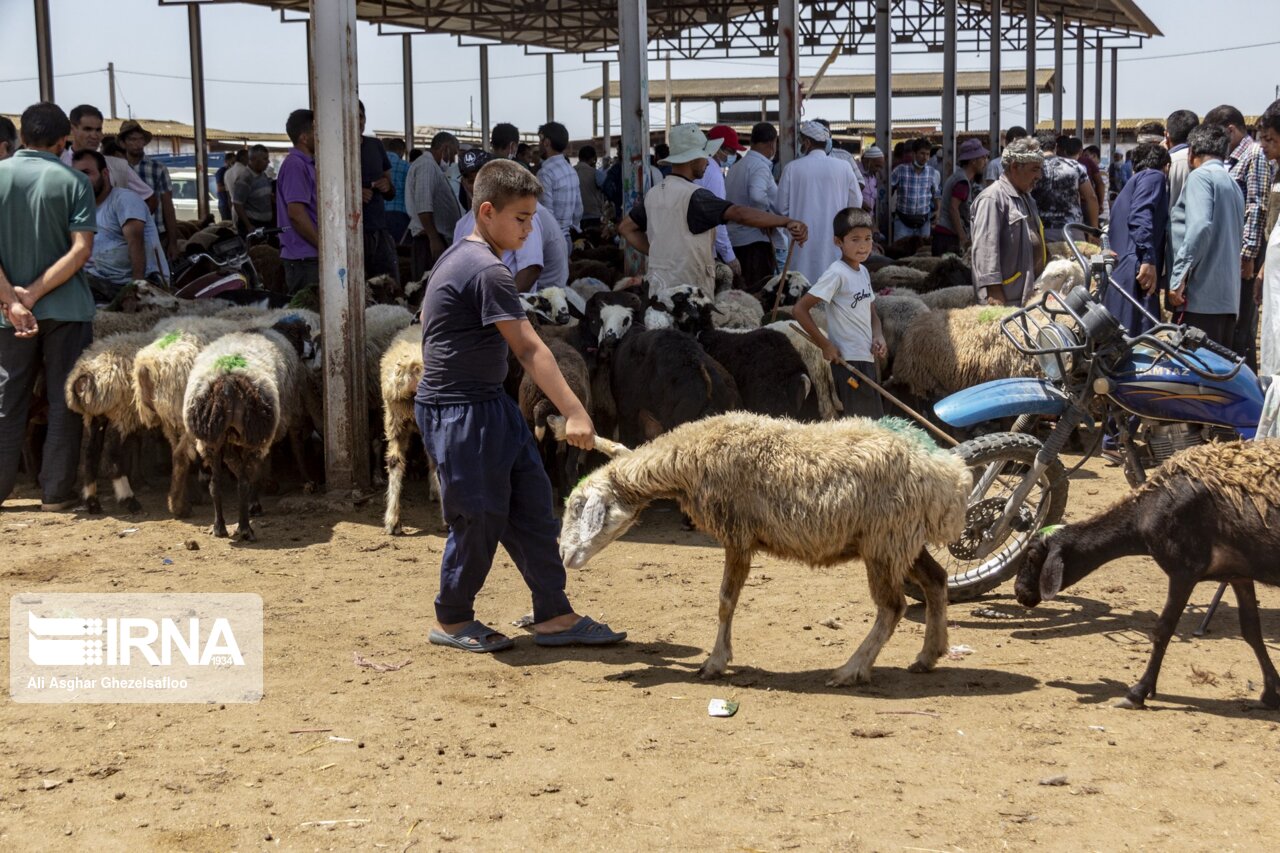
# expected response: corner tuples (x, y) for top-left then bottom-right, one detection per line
(169, 168), (218, 222)
(917, 223), (1266, 602)
(171, 225), (287, 306)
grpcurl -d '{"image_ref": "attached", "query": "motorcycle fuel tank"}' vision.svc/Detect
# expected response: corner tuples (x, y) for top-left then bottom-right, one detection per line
(1109, 345), (1264, 437)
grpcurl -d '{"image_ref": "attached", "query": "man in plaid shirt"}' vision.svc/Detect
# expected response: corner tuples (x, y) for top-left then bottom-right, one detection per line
(890, 138), (941, 242)
(120, 120), (178, 260)
(536, 121), (582, 256)
(1205, 105), (1275, 369)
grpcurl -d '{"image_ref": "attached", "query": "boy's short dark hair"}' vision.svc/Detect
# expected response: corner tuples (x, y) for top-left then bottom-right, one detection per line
(386, 137), (406, 155)
(750, 122), (778, 145)
(72, 149), (107, 173)
(1166, 110), (1200, 146)
(1005, 125), (1028, 144)
(1130, 142), (1170, 174)
(19, 102), (70, 148)
(1257, 99), (1280, 135)
(654, 143), (669, 160)
(577, 144), (596, 162)
(538, 121), (569, 153)
(833, 207), (874, 239)
(69, 104), (103, 126)
(0, 116), (16, 150)
(491, 122), (519, 151)
(285, 109), (313, 145)
(472, 158), (543, 213)
(1203, 105), (1245, 131)
(1188, 124), (1231, 160)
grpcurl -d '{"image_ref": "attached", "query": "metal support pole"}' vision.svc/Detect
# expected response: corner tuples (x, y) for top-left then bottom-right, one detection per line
(402, 35), (414, 150)
(592, 99), (599, 139)
(989, 0), (1002, 156)
(941, 0), (957, 177)
(602, 61), (611, 160)
(1109, 46), (1118, 158)
(1025, 0), (1037, 132)
(762, 98), (769, 121)
(1075, 26), (1085, 136)
(874, 0), (892, 238)
(108, 62), (118, 119)
(479, 45), (490, 153)
(187, 5), (209, 222)
(34, 0), (54, 103)
(965, 94), (970, 131)
(1052, 12), (1063, 135)
(675, 101), (681, 124)
(309, 0), (369, 493)
(546, 53), (555, 121)
(850, 94), (855, 122)
(778, 0), (800, 167)
(619, 0), (650, 273)
(1094, 39), (1103, 149)
(664, 52), (672, 142)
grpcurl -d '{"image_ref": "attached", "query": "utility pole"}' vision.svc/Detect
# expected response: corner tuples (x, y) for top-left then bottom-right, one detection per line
(108, 62), (118, 119)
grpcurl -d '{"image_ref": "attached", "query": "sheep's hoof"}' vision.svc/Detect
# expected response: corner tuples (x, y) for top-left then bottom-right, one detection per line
(1260, 690), (1280, 710)
(169, 501), (191, 519)
(302, 481), (317, 495)
(1114, 695), (1146, 710)
(384, 523), (403, 536)
(826, 668), (871, 688)
(907, 657), (938, 674)
(85, 497), (103, 515)
(249, 501), (264, 517)
(698, 660), (728, 680)
(210, 523), (229, 539)
(121, 496), (143, 514)
(234, 525), (256, 543)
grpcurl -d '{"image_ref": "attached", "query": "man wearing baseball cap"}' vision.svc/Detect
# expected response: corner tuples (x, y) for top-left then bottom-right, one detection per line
(698, 124), (745, 285)
(932, 138), (989, 256)
(776, 120), (863, 284)
(619, 123), (807, 300)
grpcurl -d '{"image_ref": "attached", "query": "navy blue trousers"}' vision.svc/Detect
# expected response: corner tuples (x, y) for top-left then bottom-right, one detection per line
(415, 394), (573, 625)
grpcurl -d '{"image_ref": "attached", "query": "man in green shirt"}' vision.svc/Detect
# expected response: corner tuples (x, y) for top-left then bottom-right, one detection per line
(0, 102), (97, 511)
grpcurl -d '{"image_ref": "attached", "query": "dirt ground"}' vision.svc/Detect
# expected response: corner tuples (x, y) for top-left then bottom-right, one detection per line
(2, 450), (1278, 853)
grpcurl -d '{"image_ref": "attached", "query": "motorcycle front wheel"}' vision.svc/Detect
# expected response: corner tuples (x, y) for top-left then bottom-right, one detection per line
(906, 432), (1069, 603)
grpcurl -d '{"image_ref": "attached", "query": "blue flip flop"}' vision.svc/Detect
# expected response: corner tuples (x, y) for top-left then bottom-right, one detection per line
(534, 616), (627, 647)
(429, 621), (515, 653)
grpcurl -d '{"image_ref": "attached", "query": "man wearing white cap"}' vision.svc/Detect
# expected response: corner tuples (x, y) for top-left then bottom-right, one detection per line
(859, 145), (885, 221)
(776, 120), (863, 285)
(619, 123), (807, 300)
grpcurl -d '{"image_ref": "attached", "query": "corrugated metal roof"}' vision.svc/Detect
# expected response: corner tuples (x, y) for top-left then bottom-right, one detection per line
(583, 69), (1056, 102)
(2, 114), (290, 144)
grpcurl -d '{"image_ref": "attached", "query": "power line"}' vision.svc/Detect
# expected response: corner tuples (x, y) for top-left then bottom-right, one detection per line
(0, 68), (105, 84)
(113, 65), (596, 88)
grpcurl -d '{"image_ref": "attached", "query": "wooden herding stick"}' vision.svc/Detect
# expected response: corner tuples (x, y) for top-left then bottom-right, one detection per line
(768, 238), (797, 323)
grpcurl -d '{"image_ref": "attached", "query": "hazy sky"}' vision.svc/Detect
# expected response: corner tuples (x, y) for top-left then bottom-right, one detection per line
(2, 0), (1277, 139)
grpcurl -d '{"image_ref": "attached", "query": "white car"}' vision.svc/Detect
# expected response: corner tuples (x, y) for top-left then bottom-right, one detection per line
(169, 168), (219, 222)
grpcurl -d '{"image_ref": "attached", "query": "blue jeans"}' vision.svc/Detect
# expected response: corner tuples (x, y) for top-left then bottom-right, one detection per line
(893, 215), (932, 243)
(414, 394), (573, 625)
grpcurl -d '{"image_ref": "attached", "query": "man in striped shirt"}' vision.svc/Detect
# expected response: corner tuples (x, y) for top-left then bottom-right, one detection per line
(536, 121), (582, 256)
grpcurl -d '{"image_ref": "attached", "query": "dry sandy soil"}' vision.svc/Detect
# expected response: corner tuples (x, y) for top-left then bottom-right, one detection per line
(2, 451), (1278, 852)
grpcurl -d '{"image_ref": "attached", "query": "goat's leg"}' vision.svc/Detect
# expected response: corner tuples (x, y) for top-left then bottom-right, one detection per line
(382, 418), (411, 535)
(105, 428), (142, 513)
(1119, 573), (1197, 709)
(699, 546), (753, 679)
(830, 559), (907, 687)
(906, 548), (950, 674)
(290, 429), (316, 494)
(207, 445), (228, 538)
(232, 452), (259, 543)
(167, 433), (195, 518)
(1231, 581), (1280, 709)
(80, 418), (107, 514)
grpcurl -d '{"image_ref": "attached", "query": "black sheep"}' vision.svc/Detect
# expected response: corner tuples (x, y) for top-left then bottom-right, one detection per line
(697, 328), (813, 419)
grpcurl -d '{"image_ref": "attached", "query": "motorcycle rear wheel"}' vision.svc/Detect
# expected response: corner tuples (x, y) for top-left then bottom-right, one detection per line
(906, 432), (1069, 603)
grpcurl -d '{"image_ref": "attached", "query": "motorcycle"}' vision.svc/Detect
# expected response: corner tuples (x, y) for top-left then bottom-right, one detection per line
(917, 222), (1267, 602)
(171, 225), (285, 303)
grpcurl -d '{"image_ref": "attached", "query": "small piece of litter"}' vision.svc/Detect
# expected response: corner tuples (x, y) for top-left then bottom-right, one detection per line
(818, 617), (842, 630)
(161, 558), (174, 566)
(119, 528), (139, 536)
(352, 652), (411, 672)
(298, 819), (371, 828)
(328, 736), (354, 743)
(707, 698), (739, 718)
(42, 779), (62, 790)
(511, 613), (535, 628)
(1088, 725), (1106, 732)
(316, 763), (336, 772)
(946, 644), (975, 659)
(288, 728), (332, 734)
(1039, 775), (1069, 786)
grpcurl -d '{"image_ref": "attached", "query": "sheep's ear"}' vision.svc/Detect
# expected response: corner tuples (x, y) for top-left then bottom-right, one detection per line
(1039, 554), (1064, 602)
(567, 300), (586, 320)
(577, 490), (609, 543)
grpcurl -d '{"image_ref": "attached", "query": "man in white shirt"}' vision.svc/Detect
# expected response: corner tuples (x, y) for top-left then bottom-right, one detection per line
(537, 121), (583, 256)
(62, 104), (156, 214)
(776, 120), (863, 284)
(405, 131), (462, 280)
(698, 125), (744, 286)
(725, 122), (780, 292)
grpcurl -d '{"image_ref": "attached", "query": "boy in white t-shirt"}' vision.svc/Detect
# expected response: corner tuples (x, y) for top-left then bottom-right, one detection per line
(795, 207), (887, 418)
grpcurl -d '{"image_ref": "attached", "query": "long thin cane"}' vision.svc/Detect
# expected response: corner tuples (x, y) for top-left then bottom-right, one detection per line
(768, 238), (797, 323)
(788, 322), (958, 448)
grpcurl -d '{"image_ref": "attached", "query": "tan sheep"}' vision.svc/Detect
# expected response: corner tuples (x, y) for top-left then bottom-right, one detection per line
(919, 285), (978, 311)
(870, 265), (928, 291)
(380, 325), (436, 535)
(890, 304), (1036, 399)
(557, 413), (971, 686)
(712, 289), (764, 329)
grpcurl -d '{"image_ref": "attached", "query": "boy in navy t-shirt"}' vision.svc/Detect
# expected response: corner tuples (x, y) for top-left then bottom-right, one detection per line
(416, 159), (625, 653)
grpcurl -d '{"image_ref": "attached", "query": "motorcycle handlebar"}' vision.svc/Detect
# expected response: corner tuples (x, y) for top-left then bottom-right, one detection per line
(1131, 328), (1244, 383)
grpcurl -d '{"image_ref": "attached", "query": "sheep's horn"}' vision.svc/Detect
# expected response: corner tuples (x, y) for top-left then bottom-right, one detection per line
(546, 415), (632, 458)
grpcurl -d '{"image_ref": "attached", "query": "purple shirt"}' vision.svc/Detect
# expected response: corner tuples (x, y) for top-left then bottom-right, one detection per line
(276, 147), (318, 260)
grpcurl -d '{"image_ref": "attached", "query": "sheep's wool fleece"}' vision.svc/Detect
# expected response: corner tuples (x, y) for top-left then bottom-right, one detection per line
(595, 413), (969, 566)
(890, 304), (1035, 397)
(184, 330), (302, 450)
(1142, 439), (1280, 523)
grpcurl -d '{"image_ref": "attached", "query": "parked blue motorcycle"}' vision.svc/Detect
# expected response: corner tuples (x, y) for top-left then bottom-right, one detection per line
(918, 223), (1266, 602)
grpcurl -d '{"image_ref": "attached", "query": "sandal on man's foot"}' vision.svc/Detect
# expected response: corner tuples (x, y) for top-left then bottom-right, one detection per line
(534, 616), (627, 647)
(428, 621), (515, 653)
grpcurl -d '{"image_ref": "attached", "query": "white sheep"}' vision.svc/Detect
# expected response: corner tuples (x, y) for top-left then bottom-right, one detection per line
(1033, 257), (1087, 295)
(182, 318), (318, 541)
(569, 276), (610, 307)
(519, 286), (582, 325)
(380, 325), (438, 535)
(889, 304), (1036, 400)
(714, 260), (735, 293)
(65, 331), (155, 513)
(765, 321), (842, 420)
(759, 270), (811, 309)
(919, 285), (978, 310)
(557, 413), (971, 686)
(873, 294), (931, 370)
(712, 289), (764, 329)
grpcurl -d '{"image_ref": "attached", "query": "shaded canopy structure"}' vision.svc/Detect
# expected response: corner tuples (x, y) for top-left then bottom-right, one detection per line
(26, 0), (1157, 491)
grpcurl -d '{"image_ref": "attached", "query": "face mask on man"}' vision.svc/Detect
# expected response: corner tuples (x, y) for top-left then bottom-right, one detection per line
(723, 153), (738, 168)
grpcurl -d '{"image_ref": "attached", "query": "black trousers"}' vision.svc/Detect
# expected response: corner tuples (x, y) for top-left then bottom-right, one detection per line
(0, 319), (94, 504)
(1178, 311), (1238, 353)
(833, 362), (884, 420)
(1232, 274), (1260, 370)
(733, 241), (777, 294)
(283, 258), (320, 295)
